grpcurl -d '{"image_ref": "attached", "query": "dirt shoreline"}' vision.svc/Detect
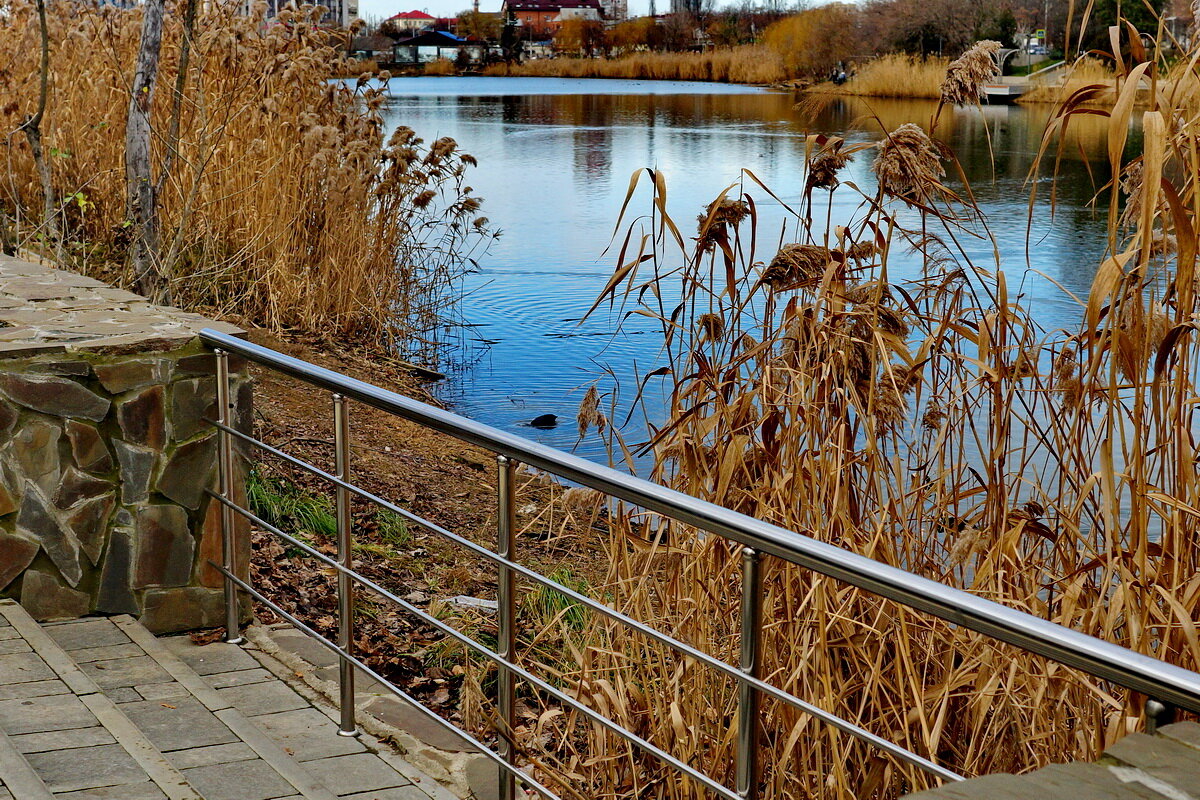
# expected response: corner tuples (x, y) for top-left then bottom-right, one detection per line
(234, 328), (606, 739)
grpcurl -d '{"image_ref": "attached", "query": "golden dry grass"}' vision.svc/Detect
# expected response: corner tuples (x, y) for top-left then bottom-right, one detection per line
(483, 47), (789, 85)
(0, 2), (491, 357)
(424, 58), (457, 76)
(807, 54), (949, 99)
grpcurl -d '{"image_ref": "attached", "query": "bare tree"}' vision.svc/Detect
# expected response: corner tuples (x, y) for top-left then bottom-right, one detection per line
(126, 0), (166, 302)
(19, 0), (58, 247)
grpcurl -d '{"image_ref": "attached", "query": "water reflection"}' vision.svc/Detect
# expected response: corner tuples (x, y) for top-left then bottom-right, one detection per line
(376, 77), (1123, 462)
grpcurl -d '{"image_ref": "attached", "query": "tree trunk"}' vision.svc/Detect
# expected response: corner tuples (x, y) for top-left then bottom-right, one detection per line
(20, 0), (59, 247)
(126, 0), (166, 303)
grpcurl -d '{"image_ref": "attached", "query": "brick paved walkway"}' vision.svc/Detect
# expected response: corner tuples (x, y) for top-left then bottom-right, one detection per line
(0, 600), (455, 800)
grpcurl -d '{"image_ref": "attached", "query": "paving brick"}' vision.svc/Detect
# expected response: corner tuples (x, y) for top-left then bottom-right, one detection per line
(0, 692), (95, 734)
(340, 789), (433, 800)
(0, 639), (31, 655)
(0, 678), (69, 700)
(206, 667), (275, 689)
(70, 642), (144, 662)
(134, 681), (191, 701)
(107, 686), (142, 703)
(182, 758), (296, 800)
(120, 697), (238, 752)
(11, 725), (115, 753)
(218, 680), (309, 716)
(163, 637), (258, 675)
(168, 741), (258, 769)
(26, 743), (146, 792)
(57, 782), (168, 800)
(253, 708), (368, 761)
(303, 753), (410, 795)
(0, 651), (55, 684)
(0, 627), (19, 641)
(80, 655), (172, 689)
(44, 619), (130, 650)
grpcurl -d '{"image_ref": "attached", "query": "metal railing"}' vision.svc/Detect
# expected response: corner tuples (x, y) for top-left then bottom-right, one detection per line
(202, 327), (1200, 799)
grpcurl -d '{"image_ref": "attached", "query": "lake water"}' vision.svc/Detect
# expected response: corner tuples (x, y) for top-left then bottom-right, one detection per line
(377, 76), (1122, 464)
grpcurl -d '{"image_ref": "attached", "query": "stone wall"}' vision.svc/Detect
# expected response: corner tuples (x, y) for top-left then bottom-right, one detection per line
(0, 255), (252, 633)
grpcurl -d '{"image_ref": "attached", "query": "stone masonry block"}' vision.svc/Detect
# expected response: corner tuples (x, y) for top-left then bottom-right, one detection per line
(139, 586), (227, 634)
(0, 470), (16, 517)
(0, 530), (39, 591)
(0, 373), (109, 421)
(198, 490), (249, 589)
(0, 400), (15, 436)
(171, 377), (217, 441)
(52, 467), (112, 510)
(64, 420), (113, 474)
(12, 418), (61, 494)
(64, 492), (115, 565)
(0, 258), (251, 631)
(95, 527), (138, 615)
(20, 570), (90, 622)
(158, 435), (216, 510)
(113, 440), (157, 505)
(16, 482), (83, 587)
(134, 504), (194, 588)
(117, 385), (166, 449)
(94, 358), (170, 394)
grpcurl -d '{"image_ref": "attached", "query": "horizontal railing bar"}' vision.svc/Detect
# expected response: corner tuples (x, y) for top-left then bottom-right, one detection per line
(209, 564), (565, 800)
(203, 328), (1200, 715)
(207, 486), (961, 781)
(209, 494), (741, 799)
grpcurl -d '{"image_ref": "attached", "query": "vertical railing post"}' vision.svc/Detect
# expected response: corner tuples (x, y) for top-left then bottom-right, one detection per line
(736, 547), (763, 800)
(215, 349), (244, 646)
(1145, 697), (1176, 735)
(333, 394), (359, 737)
(496, 455), (518, 800)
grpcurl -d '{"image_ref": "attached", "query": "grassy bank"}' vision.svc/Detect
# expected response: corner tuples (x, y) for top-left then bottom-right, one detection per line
(483, 46), (789, 84)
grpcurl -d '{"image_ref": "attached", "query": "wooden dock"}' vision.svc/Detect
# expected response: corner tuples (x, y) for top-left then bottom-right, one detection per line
(904, 721), (1200, 799)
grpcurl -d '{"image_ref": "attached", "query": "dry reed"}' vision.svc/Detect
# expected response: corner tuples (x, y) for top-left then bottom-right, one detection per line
(0, 1), (492, 358)
(461, 25), (1200, 800)
(483, 47), (789, 85)
(807, 54), (949, 99)
(940, 40), (1001, 105)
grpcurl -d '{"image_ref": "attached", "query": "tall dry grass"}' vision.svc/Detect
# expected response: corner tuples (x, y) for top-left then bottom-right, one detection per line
(0, 2), (492, 357)
(483, 47), (788, 85)
(807, 54), (949, 99)
(460, 32), (1200, 800)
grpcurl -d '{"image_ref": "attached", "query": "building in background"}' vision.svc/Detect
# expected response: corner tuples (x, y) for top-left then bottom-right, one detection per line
(256, 0), (355, 28)
(501, 0), (603, 38)
(599, 0), (626, 22)
(385, 9), (437, 33)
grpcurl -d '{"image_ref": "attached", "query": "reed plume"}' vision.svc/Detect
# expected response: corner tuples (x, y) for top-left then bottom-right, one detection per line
(940, 40), (1001, 105)
(873, 123), (947, 201)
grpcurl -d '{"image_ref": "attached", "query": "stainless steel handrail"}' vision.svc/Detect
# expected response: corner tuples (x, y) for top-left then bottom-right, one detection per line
(202, 327), (1200, 714)
(203, 418), (961, 780)
(203, 327), (1200, 798)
